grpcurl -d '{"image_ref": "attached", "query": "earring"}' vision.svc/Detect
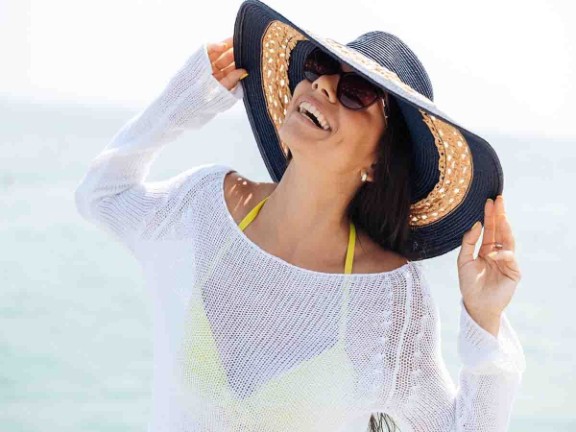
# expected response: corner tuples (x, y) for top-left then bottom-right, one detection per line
(361, 171), (368, 183)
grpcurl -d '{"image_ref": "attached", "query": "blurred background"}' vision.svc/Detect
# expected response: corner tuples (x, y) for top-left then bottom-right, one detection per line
(1, 0), (574, 430)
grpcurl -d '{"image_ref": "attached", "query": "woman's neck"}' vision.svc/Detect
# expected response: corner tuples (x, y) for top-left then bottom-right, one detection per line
(248, 161), (358, 265)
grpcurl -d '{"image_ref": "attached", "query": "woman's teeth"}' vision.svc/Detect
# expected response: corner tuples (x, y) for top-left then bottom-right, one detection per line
(298, 101), (331, 131)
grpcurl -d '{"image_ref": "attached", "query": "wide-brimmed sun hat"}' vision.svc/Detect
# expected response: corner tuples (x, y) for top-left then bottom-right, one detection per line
(232, 0), (503, 261)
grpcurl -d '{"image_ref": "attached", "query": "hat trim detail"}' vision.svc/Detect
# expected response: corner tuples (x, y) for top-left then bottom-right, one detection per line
(261, 21), (306, 158)
(409, 110), (473, 226)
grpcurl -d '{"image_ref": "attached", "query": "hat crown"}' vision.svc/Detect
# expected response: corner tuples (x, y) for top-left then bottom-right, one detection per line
(345, 31), (434, 101)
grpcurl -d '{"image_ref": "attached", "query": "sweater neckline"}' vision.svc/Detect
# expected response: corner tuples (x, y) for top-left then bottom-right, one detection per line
(216, 165), (414, 280)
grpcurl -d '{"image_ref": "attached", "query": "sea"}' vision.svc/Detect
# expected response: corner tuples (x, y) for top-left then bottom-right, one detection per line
(0, 97), (574, 431)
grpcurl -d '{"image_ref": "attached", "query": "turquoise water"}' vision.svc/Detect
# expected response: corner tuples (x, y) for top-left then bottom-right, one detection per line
(1, 98), (574, 431)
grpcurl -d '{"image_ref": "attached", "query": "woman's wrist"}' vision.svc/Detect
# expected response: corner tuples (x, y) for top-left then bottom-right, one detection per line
(463, 301), (502, 338)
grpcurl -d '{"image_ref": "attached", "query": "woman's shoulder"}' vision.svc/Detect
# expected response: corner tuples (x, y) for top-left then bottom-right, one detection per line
(222, 170), (276, 225)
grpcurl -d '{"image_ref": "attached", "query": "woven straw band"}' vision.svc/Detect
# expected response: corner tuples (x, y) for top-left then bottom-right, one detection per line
(261, 20), (473, 228)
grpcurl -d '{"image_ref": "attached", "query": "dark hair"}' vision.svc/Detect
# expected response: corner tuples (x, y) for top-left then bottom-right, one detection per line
(286, 92), (414, 431)
(346, 92), (415, 262)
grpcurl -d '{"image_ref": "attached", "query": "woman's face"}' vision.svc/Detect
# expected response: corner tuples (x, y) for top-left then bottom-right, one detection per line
(278, 61), (388, 181)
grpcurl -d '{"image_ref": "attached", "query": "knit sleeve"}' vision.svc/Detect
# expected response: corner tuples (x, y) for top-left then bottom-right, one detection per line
(385, 269), (526, 431)
(74, 42), (242, 255)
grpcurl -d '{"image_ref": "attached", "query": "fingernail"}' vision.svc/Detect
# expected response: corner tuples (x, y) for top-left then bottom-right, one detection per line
(239, 72), (249, 80)
(472, 221), (481, 230)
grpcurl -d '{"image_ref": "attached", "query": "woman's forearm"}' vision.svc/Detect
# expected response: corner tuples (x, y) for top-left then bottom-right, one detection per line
(74, 42), (242, 253)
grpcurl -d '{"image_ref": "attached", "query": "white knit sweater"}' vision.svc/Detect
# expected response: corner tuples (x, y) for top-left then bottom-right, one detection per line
(74, 41), (526, 432)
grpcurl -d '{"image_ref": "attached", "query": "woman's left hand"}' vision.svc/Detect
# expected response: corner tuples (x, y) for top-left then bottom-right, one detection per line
(457, 195), (522, 337)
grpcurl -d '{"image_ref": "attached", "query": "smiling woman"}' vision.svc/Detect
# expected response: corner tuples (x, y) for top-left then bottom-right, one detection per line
(74, 0), (526, 431)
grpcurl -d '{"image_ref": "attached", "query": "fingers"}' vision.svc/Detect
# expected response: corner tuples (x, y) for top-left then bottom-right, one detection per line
(207, 43), (228, 63)
(212, 59), (246, 81)
(485, 248), (522, 282)
(457, 220), (482, 267)
(211, 48), (235, 72)
(207, 35), (248, 91)
(486, 249), (514, 261)
(457, 194), (520, 284)
(479, 194), (516, 257)
(207, 36), (232, 51)
(479, 197), (496, 257)
(495, 195), (515, 252)
(218, 67), (249, 91)
(211, 61), (235, 82)
(208, 36), (233, 62)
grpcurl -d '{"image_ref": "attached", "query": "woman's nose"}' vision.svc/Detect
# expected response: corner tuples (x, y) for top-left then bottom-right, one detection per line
(311, 74), (339, 104)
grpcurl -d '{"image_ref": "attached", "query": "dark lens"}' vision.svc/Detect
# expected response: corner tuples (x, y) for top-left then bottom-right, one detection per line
(303, 48), (339, 82)
(338, 73), (380, 110)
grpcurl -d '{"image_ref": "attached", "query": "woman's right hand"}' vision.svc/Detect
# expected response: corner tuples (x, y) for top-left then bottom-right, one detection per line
(207, 36), (248, 92)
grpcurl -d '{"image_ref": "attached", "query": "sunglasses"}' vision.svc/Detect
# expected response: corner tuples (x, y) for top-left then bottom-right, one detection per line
(303, 48), (386, 111)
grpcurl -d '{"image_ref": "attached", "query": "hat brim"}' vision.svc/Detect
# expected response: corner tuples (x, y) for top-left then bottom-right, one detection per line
(233, 0), (503, 260)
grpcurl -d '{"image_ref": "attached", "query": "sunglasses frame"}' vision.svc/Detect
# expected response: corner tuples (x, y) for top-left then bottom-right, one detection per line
(303, 48), (387, 111)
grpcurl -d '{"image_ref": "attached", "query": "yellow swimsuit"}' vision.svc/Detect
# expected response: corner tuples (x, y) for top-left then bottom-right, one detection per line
(177, 195), (358, 431)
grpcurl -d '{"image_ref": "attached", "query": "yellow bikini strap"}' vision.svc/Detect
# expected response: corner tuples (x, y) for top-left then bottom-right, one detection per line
(238, 196), (270, 231)
(238, 195), (355, 274)
(344, 221), (356, 275)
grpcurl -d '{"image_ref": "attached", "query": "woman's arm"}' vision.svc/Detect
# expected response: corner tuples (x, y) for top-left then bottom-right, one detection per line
(383, 268), (526, 431)
(74, 39), (244, 255)
(383, 194), (526, 430)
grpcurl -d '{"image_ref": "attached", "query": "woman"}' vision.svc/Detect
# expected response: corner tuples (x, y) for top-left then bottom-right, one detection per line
(75, 1), (526, 431)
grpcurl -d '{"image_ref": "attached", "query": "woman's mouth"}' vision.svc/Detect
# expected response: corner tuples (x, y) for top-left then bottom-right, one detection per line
(297, 101), (332, 131)
(297, 109), (331, 132)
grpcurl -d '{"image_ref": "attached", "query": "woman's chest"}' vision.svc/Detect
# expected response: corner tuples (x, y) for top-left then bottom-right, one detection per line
(142, 239), (407, 406)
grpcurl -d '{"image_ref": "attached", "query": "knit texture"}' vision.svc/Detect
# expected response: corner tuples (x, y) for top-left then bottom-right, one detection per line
(74, 41), (526, 432)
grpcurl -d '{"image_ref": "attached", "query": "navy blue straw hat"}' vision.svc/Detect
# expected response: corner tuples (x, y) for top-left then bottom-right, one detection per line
(232, 0), (503, 261)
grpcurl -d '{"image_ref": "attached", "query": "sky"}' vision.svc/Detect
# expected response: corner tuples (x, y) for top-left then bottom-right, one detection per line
(1, 0), (575, 139)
